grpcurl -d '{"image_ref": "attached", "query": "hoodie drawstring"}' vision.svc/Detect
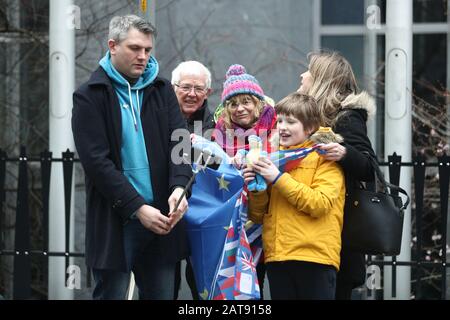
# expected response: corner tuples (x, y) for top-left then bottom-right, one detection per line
(136, 89), (140, 114)
(127, 83), (138, 131)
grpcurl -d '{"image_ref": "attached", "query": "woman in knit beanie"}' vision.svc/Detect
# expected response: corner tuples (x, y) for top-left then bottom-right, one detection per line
(211, 64), (275, 299)
(212, 64), (277, 156)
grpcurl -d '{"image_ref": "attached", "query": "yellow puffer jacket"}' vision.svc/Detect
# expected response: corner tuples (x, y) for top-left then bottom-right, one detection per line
(248, 140), (345, 270)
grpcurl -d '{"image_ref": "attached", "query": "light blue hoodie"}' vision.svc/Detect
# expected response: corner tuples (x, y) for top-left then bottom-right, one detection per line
(99, 51), (159, 204)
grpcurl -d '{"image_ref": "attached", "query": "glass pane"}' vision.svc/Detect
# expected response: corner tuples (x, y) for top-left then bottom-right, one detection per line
(0, 0), (6, 31)
(379, 0), (386, 24)
(19, 42), (49, 154)
(20, 0), (49, 32)
(0, 43), (5, 146)
(413, 34), (446, 107)
(412, 33), (446, 166)
(375, 35), (385, 158)
(322, 0), (364, 25)
(413, 0), (447, 23)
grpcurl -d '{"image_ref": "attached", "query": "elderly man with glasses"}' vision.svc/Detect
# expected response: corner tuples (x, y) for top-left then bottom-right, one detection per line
(171, 61), (215, 136)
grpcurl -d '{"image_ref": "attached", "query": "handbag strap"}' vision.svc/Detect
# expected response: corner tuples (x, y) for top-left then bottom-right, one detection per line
(364, 152), (411, 211)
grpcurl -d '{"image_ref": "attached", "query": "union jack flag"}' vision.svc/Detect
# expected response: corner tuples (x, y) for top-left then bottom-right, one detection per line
(211, 185), (262, 300)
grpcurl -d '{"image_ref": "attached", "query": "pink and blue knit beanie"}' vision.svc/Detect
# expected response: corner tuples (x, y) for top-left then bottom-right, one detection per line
(221, 64), (265, 104)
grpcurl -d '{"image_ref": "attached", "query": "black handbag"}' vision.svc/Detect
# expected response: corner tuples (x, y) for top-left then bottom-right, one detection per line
(341, 154), (410, 256)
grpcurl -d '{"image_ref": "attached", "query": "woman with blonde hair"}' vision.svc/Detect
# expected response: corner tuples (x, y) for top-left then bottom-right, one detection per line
(213, 64), (277, 156)
(298, 50), (377, 299)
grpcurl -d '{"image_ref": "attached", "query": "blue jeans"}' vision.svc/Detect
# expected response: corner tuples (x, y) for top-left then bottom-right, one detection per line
(92, 220), (175, 300)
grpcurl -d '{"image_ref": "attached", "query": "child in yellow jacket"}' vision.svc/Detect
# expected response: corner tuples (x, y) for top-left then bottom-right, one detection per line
(244, 92), (345, 300)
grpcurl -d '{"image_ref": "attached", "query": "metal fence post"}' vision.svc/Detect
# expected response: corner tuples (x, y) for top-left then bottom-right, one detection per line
(437, 154), (450, 300)
(0, 148), (6, 253)
(413, 154), (426, 299)
(387, 152), (402, 298)
(62, 149), (74, 280)
(13, 146), (31, 299)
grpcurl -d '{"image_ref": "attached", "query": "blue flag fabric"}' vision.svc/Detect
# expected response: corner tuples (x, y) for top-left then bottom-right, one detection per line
(184, 162), (246, 299)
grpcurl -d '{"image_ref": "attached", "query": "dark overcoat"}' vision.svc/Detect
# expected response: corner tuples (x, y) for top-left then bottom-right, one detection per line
(72, 67), (192, 270)
(334, 92), (377, 288)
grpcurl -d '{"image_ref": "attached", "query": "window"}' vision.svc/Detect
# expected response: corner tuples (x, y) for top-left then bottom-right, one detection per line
(20, 0), (49, 32)
(319, 0), (449, 158)
(0, 0), (6, 31)
(413, 34), (447, 106)
(0, 43), (6, 146)
(322, 0), (364, 25)
(0, 0), (49, 153)
(413, 0), (447, 23)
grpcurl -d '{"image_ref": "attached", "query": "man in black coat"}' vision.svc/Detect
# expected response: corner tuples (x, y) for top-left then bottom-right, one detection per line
(71, 15), (192, 300)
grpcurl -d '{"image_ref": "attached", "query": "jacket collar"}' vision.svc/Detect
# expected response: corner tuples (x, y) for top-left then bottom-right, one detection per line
(87, 67), (165, 88)
(280, 139), (314, 151)
(340, 91), (376, 118)
(187, 100), (210, 122)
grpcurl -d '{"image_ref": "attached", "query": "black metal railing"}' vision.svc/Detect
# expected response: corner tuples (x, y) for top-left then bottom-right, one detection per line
(367, 153), (450, 300)
(0, 147), (85, 299)
(0, 148), (449, 299)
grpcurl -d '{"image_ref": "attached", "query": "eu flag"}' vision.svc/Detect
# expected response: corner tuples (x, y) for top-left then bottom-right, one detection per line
(185, 162), (252, 299)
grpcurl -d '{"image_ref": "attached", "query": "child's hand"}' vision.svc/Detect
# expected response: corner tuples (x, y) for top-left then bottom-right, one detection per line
(242, 165), (256, 184)
(251, 157), (280, 183)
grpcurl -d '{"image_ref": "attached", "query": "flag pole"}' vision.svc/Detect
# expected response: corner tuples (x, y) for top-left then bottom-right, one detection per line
(173, 150), (214, 212)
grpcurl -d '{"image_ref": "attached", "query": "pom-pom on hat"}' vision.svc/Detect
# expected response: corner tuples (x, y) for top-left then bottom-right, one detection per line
(221, 64), (265, 104)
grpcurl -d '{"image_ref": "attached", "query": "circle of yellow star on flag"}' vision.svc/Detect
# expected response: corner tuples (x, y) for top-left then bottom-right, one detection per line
(216, 173), (230, 191)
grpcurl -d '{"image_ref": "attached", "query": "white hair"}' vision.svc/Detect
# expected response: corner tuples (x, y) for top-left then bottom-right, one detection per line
(108, 14), (156, 43)
(171, 61), (212, 89)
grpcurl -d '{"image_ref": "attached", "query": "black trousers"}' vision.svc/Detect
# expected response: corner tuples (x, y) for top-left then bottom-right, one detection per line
(266, 260), (336, 300)
(335, 249), (366, 300)
(256, 262), (266, 300)
(174, 259), (199, 300)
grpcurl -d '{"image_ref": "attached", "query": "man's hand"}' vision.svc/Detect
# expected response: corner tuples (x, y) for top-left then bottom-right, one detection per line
(168, 187), (188, 229)
(136, 204), (171, 235)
